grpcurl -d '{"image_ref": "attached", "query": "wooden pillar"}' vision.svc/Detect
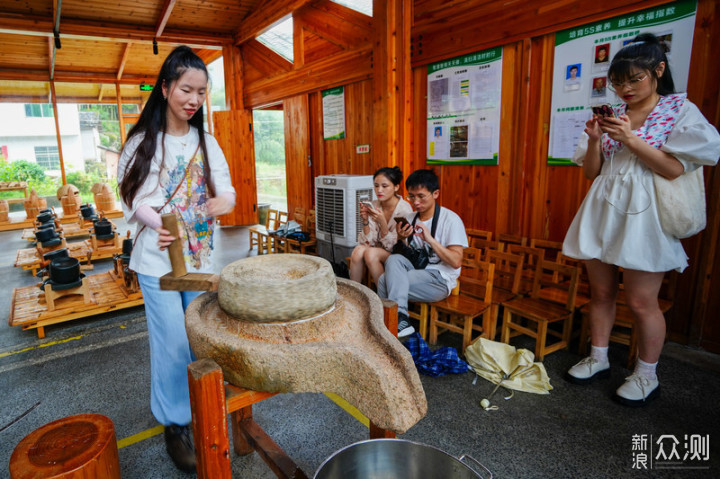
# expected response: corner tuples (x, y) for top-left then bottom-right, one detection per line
(372, 0), (412, 173)
(49, 81), (66, 185)
(222, 43), (245, 111)
(188, 358), (232, 479)
(115, 83), (127, 145)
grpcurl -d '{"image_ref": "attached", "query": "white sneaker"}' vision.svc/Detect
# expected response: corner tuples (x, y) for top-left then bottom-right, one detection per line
(614, 373), (659, 407)
(397, 319), (415, 338)
(565, 357), (610, 384)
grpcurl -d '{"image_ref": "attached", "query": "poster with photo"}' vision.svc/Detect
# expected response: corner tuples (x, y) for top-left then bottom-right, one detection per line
(547, 0), (697, 164)
(426, 47), (502, 165)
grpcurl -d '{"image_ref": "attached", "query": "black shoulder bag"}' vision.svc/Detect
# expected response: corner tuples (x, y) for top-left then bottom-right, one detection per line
(391, 203), (440, 270)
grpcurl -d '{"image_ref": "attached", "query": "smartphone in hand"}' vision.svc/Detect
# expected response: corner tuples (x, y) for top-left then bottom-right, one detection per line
(360, 201), (374, 209)
(394, 216), (409, 228)
(591, 103), (616, 119)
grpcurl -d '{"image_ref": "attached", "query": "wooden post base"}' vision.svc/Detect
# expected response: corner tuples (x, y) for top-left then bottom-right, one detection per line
(9, 413), (121, 479)
(44, 277), (92, 311)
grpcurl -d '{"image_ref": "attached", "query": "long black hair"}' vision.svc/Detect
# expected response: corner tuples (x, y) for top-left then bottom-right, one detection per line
(608, 33), (675, 96)
(120, 45), (214, 207)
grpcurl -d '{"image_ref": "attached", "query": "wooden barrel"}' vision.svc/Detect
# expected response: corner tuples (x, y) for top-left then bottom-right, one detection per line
(94, 192), (116, 213)
(61, 196), (81, 216)
(9, 413), (121, 479)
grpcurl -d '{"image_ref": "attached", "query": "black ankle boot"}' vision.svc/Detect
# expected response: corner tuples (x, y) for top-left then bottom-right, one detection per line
(164, 424), (197, 473)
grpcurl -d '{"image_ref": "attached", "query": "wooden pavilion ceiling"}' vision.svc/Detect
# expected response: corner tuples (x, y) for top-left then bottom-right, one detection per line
(0, 0), (317, 103)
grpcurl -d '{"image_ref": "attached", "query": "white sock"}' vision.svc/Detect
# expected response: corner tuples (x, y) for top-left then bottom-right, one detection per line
(635, 358), (658, 380)
(590, 345), (609, 363)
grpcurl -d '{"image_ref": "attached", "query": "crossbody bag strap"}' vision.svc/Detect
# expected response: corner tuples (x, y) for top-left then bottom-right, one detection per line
(133, 143), (201, 247)
(409, 202), (441, 244)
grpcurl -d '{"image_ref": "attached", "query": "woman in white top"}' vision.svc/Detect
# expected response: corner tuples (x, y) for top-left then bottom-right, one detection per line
(350, 166), (412, 285)
(563, 34), (720, 406)
(117, 46), (235, 472)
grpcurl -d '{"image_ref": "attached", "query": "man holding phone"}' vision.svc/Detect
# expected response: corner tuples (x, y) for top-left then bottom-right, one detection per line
(377, 169), (468, 338)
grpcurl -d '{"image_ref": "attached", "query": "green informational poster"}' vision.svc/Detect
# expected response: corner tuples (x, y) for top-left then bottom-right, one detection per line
(548, 0), (697, 165)
(426, 47), (502, 165)
(322, 86), (346, 140)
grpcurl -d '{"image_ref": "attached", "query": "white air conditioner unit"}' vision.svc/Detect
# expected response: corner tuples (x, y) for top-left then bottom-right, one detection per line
(315, 174), (374, 248)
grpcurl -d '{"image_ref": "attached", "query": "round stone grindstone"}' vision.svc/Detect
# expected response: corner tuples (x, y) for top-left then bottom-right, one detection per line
(217, 254), (337, 322)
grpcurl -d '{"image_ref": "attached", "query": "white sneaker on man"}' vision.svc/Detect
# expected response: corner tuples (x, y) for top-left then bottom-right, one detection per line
(565, 356), (610, 384)
(613, 373), (660, 406)
(397, 319), (415, 338)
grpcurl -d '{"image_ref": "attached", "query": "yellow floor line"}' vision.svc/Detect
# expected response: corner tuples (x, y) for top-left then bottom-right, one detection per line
(117, 425), (165, 449)
(324, 392), (369, 428)
(0, 335), (84, 358)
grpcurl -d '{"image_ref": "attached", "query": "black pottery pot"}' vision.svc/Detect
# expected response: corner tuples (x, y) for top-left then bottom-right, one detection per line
(93, 219), (114, 240)
(122, 238), (133, 256)
(80, 203), (97, 220)
(36, 212), (55, 224)
(37, 223), (56, 231)
(43, 248), (69, 262)
(35, 228), (59, 243)
(48, 257), (81, 284)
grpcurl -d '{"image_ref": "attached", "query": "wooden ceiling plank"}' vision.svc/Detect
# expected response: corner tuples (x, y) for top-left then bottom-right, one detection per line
(0, 15), (227, 47)
(155, 0), (178, 38)
(243, 40), (294, 75)
(234, 0), (313, 45)
(117, 42), (132, 81)
(298, 4), (371, 49)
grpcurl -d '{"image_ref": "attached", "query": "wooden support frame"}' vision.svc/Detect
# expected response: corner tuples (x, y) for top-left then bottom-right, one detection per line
(187, 301), (399, 478)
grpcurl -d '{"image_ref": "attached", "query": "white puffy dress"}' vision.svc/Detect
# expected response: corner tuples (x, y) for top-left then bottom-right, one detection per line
(563, 94), (720, 272)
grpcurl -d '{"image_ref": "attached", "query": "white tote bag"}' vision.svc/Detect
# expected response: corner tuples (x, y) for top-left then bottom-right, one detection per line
(653, 167), (706, 239)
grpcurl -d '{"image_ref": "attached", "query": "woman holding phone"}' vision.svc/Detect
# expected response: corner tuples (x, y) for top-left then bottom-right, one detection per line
(563, 33), (720, 406)
(350, 166), (412, 285)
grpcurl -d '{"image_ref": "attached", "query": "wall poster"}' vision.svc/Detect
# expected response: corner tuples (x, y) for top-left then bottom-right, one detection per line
(548, 0), (697, 165)
(322, 86), (346, 140)
(426, 47), (502, 165)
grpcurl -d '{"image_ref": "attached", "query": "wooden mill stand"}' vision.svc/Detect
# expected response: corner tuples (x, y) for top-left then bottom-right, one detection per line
(187, 301), (399, 479)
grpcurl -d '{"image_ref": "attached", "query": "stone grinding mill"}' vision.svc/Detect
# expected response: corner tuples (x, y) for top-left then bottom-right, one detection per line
(159, 214), (428, 478)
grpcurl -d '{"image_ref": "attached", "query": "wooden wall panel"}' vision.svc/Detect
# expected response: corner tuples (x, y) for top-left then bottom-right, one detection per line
(284, 95), (313, 215)
(309, 80), (374, 177)
(213, 110), (258, 225)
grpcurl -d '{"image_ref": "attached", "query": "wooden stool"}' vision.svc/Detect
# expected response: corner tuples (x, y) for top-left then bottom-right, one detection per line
(10, 413), (121, 479)
(44, 277), (92, 312)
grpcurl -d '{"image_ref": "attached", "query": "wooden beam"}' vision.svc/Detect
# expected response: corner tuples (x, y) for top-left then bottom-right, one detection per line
(0, 15), (228, 47)
(49, 81), (66, 185)
(242, 40), (294, 77)
(222, 43), (244, 110)
(47, 36), (55, 80)
(244, 45), (372, 109)
(234, 0), (313, 45)
(117, 42), (132, 81)
(155, 0), (178, 38)
(97, 84), (104, 102)
(116, 83), (127, 145)
(0, 69), (155, 84)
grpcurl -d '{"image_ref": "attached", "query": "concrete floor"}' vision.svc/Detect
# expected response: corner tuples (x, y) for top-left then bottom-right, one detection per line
(1, 218), (719, 478)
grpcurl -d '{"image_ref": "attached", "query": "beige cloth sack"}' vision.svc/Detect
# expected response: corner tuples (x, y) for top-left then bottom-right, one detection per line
(653, 167), (706, 239)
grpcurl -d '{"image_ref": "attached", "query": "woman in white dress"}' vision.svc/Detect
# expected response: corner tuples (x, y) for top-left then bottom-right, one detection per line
(563, 33), (720, 406)
(350, 167), (412, 285)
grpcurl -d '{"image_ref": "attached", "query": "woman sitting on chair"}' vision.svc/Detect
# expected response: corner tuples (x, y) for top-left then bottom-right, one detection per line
(350, 166), (412, 286)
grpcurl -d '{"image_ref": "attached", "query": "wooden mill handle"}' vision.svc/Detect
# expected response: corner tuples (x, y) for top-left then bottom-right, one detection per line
(162, 213), (187, 277)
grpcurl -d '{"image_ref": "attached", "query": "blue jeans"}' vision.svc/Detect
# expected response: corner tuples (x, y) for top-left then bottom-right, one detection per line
(377, 254), (449, 316)
(137, 273), (203, 426)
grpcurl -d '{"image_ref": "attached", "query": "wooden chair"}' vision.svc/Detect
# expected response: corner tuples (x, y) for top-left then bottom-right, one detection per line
(506, 244), (545, 295)
(466, 228), (493, 245)
(497, 232), (527, 248)
(500, 259), (579, 361)
(577, 271), (675, 368)
(285, 209), (317, 255)
(529, 238), (563, 263)
(468, 238), (503, 258)
(429, 260), (495, 351)
(248, 209), (279, 255)
(475, 249), (524, 339)
(268, 211), (289, 253)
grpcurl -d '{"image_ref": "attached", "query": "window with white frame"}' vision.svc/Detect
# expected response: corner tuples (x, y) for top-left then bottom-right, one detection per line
(24, 104), (54, 117)
(34, 146), (60, 169)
